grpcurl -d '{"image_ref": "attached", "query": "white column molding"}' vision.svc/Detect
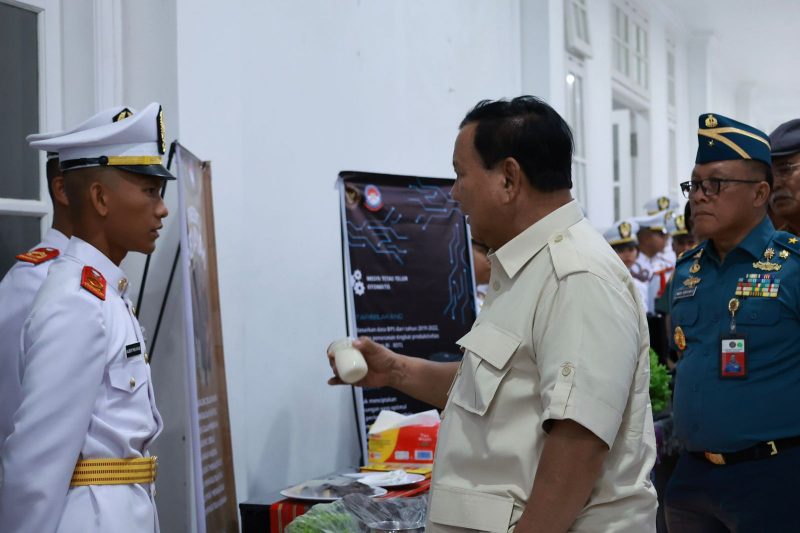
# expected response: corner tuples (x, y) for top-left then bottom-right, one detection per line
(93, 0), (122, 109)
(686, 31), (716, 122)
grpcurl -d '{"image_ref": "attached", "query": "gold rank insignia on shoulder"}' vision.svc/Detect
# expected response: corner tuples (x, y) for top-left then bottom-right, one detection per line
(16, 247), (59, 265)
(674, 326), (686, 351)
(753, 247), (783, 272)
(705, 114), (718, 128)
(790, 237), (799, 244)
(80, 266), (106, 301)
(780, 250), (790, 259)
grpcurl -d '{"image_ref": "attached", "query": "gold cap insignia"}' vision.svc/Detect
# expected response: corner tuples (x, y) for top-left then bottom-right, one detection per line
(657, 196), (670, 210)
(676, 215), (686, 231)
(619, 221), (632, 239)
(157, 106), (166, 155)
(705, 114), (718, 128)
(113, 108), (133, 122)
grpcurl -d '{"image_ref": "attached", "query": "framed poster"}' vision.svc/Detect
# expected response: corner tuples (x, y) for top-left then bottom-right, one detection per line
(339, 171), (477, 445)
(175, 143), (238, 533)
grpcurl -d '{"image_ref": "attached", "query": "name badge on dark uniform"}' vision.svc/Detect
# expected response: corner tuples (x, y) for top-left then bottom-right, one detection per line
(674, 286), (697, 300)
(719, 333), (747, 378)
(126, 343), (142, 358)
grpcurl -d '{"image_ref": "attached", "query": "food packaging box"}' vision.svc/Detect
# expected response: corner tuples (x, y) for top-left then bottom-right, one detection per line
(365, 410), (439, 475)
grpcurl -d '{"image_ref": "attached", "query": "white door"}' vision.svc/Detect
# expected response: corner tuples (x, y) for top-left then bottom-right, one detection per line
(611, 109), (634, 221)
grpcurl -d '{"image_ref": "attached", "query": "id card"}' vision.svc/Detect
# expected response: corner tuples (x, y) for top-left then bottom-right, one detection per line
(720, 334), (747, 379)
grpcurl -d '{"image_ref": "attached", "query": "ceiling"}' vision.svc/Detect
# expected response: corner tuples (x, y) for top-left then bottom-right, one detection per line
(667, 0), (800, 123)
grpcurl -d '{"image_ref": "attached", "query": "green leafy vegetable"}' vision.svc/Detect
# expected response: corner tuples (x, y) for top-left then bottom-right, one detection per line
(649, 349), (672, 414)
(286, 501), (360, 533)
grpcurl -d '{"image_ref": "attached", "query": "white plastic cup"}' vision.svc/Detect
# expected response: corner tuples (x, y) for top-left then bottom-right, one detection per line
(331, 338), (368, 384)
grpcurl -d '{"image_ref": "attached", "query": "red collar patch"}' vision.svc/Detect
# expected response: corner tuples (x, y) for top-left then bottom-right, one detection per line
(80, 266), (106, 300)
(16, 247), (60, 265)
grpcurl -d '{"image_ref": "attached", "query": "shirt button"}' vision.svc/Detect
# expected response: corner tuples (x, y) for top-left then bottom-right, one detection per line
(118, 278), (128, 292)
(561, 366), (572, 377)
(130, 377), (136, 389)
(144, 353), (150, 364)
(492, 281), (501, 291)
(554, 234), (564, 243)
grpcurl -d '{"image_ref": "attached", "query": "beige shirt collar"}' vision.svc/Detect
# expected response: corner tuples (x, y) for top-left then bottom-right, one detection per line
(493, 199), (583, 279)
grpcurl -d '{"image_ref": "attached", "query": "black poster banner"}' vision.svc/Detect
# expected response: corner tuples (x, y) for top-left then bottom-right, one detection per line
(339, 171), (476, 431)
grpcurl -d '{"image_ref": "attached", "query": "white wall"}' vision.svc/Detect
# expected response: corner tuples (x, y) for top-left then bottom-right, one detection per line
(174, 0), (523, 505)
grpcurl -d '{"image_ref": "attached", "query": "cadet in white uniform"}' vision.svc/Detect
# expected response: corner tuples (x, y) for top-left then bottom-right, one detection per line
(0, 102), (172, 533)
(0, 107), (135, 465)
(328, 97), (657, 532)
(633, 212), (674, 314)
(643, 195), (679, 266)
(603, 219), (649, 309)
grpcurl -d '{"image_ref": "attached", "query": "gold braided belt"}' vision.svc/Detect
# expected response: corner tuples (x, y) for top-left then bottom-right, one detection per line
(70, 457), (158, 486)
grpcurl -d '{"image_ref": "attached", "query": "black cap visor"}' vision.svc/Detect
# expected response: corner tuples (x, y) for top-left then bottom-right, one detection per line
(771, 147), (800, 158)
(115, 164), (175, 180)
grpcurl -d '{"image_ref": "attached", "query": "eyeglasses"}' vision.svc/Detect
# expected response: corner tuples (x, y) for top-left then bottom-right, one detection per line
(679, 178), (763, 198)
(773, 162), (800, 180)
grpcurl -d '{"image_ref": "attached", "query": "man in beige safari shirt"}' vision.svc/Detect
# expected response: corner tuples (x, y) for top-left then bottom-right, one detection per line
(328, 96), (657, 532)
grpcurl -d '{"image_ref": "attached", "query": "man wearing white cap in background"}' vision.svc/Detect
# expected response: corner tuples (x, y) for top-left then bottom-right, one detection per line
(0, 102), (171, 533)
(0, 107), (134, 475)
(665, 206), (697, 260)
(632, 212), (674, 314)
(644, 195), (679, 266)
(603, 219), (648, 309)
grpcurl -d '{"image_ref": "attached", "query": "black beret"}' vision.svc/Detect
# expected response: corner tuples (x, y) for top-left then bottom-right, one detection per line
(770, 118), (800, 157)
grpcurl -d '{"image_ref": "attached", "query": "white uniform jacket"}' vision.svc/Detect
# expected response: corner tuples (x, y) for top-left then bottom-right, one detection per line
(0, 228), (69, 455)
(0, 238), (163, 533)
(632, 253), (674, 314)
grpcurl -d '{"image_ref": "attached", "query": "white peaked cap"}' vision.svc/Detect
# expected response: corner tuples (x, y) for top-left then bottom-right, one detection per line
(643, 195), (679, 215)
(603, 219), (640, 246)
(665, 211), (689, 236)
(29, 102), (173, 179)
(634, 212), (669, 233)
(27, 106), (136, 160)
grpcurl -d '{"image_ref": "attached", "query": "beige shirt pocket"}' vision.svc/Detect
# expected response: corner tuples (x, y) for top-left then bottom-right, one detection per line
(452, 322), (521, 416)
(428, 484), (515, 532)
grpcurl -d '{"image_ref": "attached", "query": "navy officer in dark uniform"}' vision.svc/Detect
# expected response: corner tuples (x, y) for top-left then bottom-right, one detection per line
(665, 113), (800, 531)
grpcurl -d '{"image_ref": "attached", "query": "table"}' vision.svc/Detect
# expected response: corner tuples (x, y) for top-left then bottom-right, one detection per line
(239, 479), (431, 533)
